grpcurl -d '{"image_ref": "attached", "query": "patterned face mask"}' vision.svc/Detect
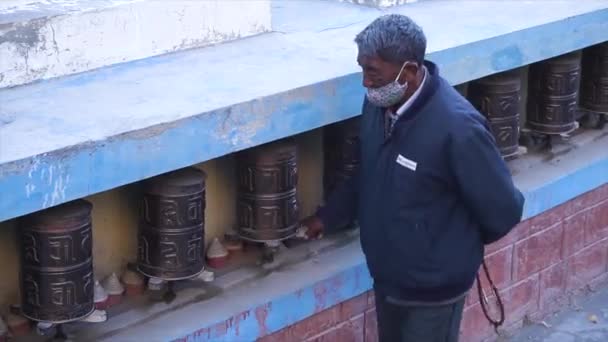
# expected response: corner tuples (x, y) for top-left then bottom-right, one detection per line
(366, 61), (410, 108)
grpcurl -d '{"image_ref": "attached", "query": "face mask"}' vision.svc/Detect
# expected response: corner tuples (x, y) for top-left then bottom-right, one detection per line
(366, 62), (410, 108)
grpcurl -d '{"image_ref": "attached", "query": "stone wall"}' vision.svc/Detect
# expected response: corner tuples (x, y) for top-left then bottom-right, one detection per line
(260, 184), (608, 342)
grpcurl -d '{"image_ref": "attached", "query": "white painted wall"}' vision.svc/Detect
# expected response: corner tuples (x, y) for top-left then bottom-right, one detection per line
(0, 0), (271, 88)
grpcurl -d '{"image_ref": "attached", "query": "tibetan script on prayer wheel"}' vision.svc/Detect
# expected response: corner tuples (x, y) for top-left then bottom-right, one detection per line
(138, 168), (206, 280)
(236, 139), (299, 242)
(468, 70), (522, 157)
(18, 199), (94, 323)
(580, 42), (608, 114)
(527, 51), (582, 135)
(323, 117), (361, 198)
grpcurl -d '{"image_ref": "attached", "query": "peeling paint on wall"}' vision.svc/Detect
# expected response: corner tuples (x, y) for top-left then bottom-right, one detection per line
(24, 157), (71, 209)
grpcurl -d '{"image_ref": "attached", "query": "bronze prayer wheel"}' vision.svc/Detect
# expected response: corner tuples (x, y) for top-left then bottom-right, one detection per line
(323, 117), (361, 198)
(18, 200), (94, 323)
(527, 51), (582, 135)
(580, 42), (608, 114)
(138, 168), (206, 280)
(236, 139), (299, 242)
(468, 70), (522, 157)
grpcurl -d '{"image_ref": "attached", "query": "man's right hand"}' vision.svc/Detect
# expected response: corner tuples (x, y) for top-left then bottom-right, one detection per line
(298, 215), (325, 240)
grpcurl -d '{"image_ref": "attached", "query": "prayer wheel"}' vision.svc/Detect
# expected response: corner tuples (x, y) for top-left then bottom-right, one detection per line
(323, 118), (361, 198)
(580, 42), (608, 114)
(468, 70), (522, 158)
(236, 139), (299, 242)
(527, 51), (582, 135)
(18, 200), (94, 323)
(138, 168), (206, 280)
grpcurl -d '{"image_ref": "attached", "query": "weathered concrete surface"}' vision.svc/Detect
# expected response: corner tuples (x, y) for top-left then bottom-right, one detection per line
(1, 0), (607, 222)
(511, 285), (608, 341)
(340, 0), (418, 8)
(0, 0), (271, 88)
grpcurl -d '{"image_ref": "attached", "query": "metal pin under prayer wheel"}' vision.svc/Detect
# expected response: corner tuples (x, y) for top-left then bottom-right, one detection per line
(526, 51), (582, 137)
(18, 199), (97, 340)
(468, 70), (523, 159)
(137, 167), (207, 301)
(579, 42), (608, 129)
(236, 139), (299, 263)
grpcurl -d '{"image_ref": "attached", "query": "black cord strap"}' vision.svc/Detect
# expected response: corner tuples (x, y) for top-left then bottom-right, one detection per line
(476, 259), (505, 333)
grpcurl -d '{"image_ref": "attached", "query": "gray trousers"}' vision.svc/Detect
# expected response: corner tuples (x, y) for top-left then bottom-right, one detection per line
(374, 290), (465, 342)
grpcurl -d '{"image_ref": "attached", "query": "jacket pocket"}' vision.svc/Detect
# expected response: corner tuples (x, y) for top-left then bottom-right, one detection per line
(379, 216), (443, 288)
(387, 215), (431, 254)
(386, 216), (432, 265)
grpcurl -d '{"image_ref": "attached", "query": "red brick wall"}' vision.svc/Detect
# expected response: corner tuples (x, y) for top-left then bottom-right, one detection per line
(260, 291), (376, 342)
(260, 184), (608, 342)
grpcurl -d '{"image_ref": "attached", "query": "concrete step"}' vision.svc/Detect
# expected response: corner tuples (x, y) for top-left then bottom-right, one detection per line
(511, 284), (608, 341)
(0, 0), (271, 88)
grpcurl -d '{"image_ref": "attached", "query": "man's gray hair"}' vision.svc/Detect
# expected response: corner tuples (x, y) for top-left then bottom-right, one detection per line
(355, 14), (427, 65)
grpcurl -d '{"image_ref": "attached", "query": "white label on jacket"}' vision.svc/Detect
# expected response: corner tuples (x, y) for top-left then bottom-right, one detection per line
(396, 154), (417, 171)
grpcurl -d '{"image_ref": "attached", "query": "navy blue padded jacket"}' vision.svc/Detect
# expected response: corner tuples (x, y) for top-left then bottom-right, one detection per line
(317, 61), (525, 302)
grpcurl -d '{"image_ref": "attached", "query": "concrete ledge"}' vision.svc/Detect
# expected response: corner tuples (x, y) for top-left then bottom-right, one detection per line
(1, 0), (608, 222)
(0, 0), (271, 88)
(509, 131), (608, 217)
(43, 129), (608, 341)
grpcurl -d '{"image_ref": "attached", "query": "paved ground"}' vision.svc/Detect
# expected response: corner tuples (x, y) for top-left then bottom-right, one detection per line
(509, 286), (608, 341)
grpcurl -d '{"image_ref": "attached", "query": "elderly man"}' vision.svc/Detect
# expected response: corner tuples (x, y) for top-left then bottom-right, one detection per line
(301, 14), (525, 342)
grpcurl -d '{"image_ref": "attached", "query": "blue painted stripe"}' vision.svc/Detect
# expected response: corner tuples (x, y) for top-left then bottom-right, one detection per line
(2, 8), (608, 222)
(170, 156), (608, 342)
(173, 264), (372, 342)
